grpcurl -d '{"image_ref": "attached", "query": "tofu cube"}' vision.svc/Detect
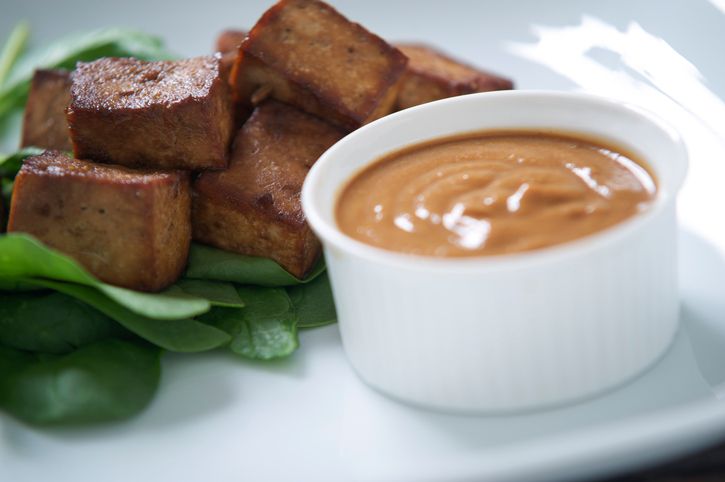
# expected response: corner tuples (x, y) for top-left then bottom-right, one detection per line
(231, 0), (408, 130)
(8, 151), (191, 292)
(395, 43), (514, 110)
(215, 29), (248, 54)
(214, 29), (248, 80)
(213, 29), (252, 129)
(67, 56), (234, 170)
(193, 101), (344, 278)
(21, 69), (73, 151)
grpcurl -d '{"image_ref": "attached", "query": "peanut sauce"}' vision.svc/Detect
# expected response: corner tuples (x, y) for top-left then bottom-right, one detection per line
(336, 130), (656, 257)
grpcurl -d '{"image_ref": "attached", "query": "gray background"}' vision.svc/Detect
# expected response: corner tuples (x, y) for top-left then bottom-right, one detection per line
(3, 0), (724, 95)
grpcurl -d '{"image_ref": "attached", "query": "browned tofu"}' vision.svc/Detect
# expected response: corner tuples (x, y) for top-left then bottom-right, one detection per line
(214, 29), (248, 80)
(213, 29), (252, 129)
(67, 56), (234, 171)
(395, 43), (514, 110)
(193, 101), (344, 278)
(20, 69), (72, 151)
(231, 0), (408, 130)
(215, 29), (248, 54)
(8, 151), (191, 292)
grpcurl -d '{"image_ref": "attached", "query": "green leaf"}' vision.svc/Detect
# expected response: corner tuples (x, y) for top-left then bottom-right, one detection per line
(0, 146), (43, 178)
(0, 22), (30, 88)
(0, 147), (41, 223)
(288, 272), (337, 329)
(0, 340), (161, 425)
(185, 243), (326, 287)
(0, 107), (24, 156)
(198, 287), (298, 360)
(170, 279), (245, 308)
(27, 279), (231, 353)
(0, 278), (41, 291)
(0, 233), (211, 320)
(0, 291), (131, 354)
(1, 177), (12, 201)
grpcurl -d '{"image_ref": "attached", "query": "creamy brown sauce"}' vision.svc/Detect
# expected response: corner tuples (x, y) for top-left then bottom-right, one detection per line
(336, 131), (657, 257)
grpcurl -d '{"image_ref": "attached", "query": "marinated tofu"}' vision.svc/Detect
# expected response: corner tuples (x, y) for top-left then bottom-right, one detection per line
(8, 151), (191, 292)
(231, 0), (408, 130)
(21, 69), (72, 151)
(214, 29), (248, 79)
(67, 56), (234, 170)
(215, 29), (248, 54)
(213, 29), (252, 129)
(193, 101), (344, 278)
(395, 43), (514, 110)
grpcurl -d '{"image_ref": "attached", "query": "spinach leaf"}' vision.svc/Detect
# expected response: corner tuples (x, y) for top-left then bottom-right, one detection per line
(0, 233), (211, 320)
(0, 22), (29, 88)
(170, 279), (245, 308)
(185, 243), (325, 287)
(0, 340), (161, 425)
(1, 147), (43, 220)
(0, 278), (40, 291)
(28, 279), (231, 353)
(0, 291), (131, 354)
(198, 287), (298, 360)
(0, 146), (43, 178)
(0, 108), (23, 158)
(288, 272), (337, 329)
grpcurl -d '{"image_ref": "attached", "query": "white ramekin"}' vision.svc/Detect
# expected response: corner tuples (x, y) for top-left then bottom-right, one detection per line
(302, 91), (688, 412)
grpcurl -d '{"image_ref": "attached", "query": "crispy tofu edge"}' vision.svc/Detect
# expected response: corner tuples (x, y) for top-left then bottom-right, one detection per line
(148, 171), (192, 291)
(231, 0), (408, 129)
(191, 100), (344, 278)
(215, 29), (248, 54)
(67, 57), (233, 170)
(397, 43), (514, 91)
(8, 153), (192, 292)
(394, 43), (514, 110)
(20, 69), (73, 151)
(192, 192), (321, 279)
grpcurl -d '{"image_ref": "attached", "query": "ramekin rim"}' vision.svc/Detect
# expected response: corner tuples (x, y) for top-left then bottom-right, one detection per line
(301, 90), (688, 272)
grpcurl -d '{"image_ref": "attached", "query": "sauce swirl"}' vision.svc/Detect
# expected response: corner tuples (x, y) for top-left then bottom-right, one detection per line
(336, 131), (656, 257)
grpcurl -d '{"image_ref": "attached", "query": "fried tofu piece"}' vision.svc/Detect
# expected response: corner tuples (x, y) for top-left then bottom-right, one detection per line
(214, 29), (248, 79)
(67, 56), (234, 171)
(215, 29), (248, 54)
(395, 43), (514, 110)
(231, 0), (408, 130)
(20, 69), (72, 151)
(213, 29), (252, 128)
(8, 151), (191, 292)
(193, 101), (344, 278)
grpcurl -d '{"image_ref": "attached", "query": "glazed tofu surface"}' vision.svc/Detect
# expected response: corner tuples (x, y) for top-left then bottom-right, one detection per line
(213, 29), (252, 128)
(215, 29), (248, 55)
(193, 100), (345, 278)
(8, 151), (191, 292)
(214, 29), (248, 80)
(395, 43), (514, 110)
(67, 56), (233, 170)
(232, 0), (408, 130)
(21, 69), (73, 151)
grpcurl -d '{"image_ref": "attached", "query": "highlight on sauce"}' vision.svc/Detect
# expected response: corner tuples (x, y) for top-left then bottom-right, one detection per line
(335, 130), (657, 257)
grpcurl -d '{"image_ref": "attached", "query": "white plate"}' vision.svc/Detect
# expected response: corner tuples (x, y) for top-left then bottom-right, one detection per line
(2, 1), (725, 481)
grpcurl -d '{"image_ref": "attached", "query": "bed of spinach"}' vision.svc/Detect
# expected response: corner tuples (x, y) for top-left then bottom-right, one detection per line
(0, 23), (337, 426)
